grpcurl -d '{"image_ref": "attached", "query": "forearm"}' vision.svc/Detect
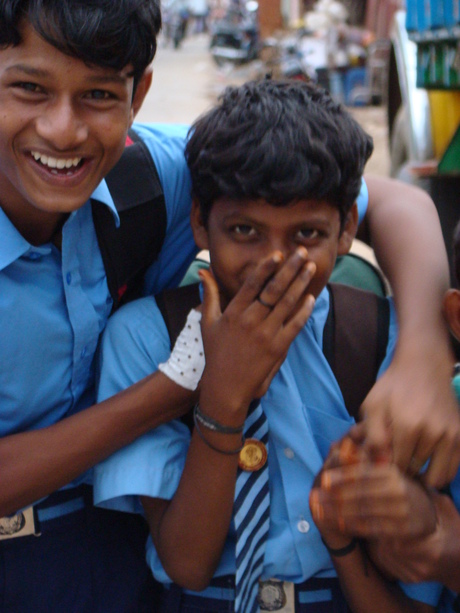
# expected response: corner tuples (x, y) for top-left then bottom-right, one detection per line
(426, 494), (460, 592)
(143, 425), (244, 590)
(331, 543), (434, 613)
(0, 372), (195, 515)
(365, 175), (450, 344)
(361, 175), (460, 485)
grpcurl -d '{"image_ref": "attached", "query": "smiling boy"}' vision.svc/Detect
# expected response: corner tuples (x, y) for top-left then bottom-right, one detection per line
(0, 2), (200, 610)
(1, 1), (460, 611)
(94, 79), (442, 613)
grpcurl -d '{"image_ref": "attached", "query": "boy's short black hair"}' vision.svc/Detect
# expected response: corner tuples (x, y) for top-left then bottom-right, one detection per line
(0, 0), (161, 85)
(185, 78), (373, 227)
(453, 219), (460, 287)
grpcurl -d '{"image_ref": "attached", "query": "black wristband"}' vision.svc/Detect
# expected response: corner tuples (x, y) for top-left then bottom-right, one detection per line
(194, 404), (245, 434)
(193, 412), (245, 455)
(321, 536), (358, 557)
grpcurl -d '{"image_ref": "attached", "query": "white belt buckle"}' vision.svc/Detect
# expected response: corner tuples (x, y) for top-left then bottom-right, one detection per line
(0, 507), (40, 540)
(258, 579), (295, 612)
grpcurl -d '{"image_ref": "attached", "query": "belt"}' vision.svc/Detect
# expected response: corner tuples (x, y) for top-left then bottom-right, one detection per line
(35, 484), (92, 522)
(163, 575), (348, 612)
(0, 484), (93, 541)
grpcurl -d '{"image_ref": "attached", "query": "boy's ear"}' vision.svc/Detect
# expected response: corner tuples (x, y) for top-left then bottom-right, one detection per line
(129, 66), (153, 124)
(444, 289), (460, 341)
(337, 202), (359, 256)
(190, 199), (209, 250)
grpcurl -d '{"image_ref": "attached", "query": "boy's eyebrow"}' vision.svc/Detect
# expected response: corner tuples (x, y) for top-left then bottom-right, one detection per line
(6, 64), (131, 84)
(6, 64), (49, 78)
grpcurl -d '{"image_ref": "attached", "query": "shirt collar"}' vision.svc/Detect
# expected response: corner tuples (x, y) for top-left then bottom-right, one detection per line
(0, 207), (33, 271)
(90, 178), (120, 227)
(308, 286), (330, 345)
(0, 179), (120, 271)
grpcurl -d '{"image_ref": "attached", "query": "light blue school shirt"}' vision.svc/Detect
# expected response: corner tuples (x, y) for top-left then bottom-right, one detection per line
(94, 290), (397, 583)
(95, 288), (442, 606)
(0, 123), (196, 448)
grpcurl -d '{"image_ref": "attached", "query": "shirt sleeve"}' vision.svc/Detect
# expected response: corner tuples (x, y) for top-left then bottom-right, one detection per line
(94, 421), (190, 513)
(400, 580), (444, 607)
(377, 297), (398, 378)
(94, 295), (191, 513)
(97, 296), (171, 400)
(356, 177), (368, 225)
(132, 123), (198, 295)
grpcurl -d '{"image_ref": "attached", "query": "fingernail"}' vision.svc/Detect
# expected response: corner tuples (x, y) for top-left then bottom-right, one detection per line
(313, 502), (324, 521)
(310, 491), (324, 520)
(321, 471), (332, 491)
(295, 247), (308, 260)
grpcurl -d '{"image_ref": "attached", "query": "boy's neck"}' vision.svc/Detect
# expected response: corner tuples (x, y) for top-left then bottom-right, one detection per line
(1, 201), (69, 246)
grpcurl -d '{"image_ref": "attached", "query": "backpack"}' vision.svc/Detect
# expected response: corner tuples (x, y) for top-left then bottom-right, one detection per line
(91, 128), (167, 313)
(155, 282), (390, 423)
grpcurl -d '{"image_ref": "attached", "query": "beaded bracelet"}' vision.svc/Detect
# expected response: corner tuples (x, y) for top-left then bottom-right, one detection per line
(193, 411), (245, 455)
(320, 536), (358, 557)
(194, 404), (245, 434)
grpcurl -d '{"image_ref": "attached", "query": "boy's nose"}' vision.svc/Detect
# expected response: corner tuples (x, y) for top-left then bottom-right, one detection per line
(35, 99), (88, 150)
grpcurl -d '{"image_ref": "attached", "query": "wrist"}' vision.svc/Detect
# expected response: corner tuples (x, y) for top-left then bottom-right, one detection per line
(321, 535), (358, 557)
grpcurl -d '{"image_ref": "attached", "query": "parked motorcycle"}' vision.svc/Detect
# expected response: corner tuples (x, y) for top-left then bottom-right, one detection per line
(209, 1), (259, 66)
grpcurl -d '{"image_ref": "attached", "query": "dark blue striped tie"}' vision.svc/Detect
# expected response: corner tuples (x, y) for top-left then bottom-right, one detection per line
(234, 400), (270, 613)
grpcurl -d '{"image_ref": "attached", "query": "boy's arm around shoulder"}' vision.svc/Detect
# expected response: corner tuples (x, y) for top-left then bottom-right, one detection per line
(362, 175), (460, 487)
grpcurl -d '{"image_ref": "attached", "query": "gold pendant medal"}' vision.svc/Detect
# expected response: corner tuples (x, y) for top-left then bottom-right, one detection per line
(238, 438), (267, 471)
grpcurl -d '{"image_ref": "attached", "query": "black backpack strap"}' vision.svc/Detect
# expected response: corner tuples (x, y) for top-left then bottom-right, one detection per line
(155, 283), (202, 431)
(155, 283), (202, 347)
(92, 128), (167, 312)
(323, 283), (390, 421)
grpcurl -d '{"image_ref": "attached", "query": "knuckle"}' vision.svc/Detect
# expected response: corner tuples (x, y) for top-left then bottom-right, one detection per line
(264, 283), (281, 299)
(279, 293), (297, 310)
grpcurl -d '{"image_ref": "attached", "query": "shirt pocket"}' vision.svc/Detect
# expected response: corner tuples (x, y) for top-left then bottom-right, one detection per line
(305, 404), (355, 461)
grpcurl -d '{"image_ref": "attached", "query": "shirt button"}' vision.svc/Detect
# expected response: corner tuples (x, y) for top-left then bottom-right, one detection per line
(297, 520), (310, 534)
(284, 448), (295, 459)
(80, 346), (87, 359)
(28, 252), (41, 260)
(66, 272), (72, 285)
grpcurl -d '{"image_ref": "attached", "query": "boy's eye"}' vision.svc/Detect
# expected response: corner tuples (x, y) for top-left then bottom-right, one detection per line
(297, 228), (320, 240)
(14, 82), (43, 93)
(233, 224), (256, 236)
(86, 89), (114, 100)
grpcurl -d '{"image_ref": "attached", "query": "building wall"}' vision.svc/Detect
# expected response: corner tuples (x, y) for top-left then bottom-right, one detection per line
(258, 0), (283, 36)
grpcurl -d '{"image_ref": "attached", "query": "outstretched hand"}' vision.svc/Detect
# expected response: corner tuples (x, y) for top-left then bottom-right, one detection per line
(198, 248), (316, 415)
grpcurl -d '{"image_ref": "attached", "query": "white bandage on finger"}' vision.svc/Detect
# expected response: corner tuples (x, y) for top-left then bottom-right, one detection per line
(158, 309), (205, 390)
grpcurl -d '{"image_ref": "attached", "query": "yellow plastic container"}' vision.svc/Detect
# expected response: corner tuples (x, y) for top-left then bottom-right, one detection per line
(428, 90), (460, 159)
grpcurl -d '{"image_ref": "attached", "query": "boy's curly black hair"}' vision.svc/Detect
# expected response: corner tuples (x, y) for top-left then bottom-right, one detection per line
(0, 0), (161, 86)
(185, 78), (374, 228)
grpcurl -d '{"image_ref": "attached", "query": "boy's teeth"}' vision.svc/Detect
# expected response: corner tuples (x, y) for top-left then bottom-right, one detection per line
(31, 152), (82, 169)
